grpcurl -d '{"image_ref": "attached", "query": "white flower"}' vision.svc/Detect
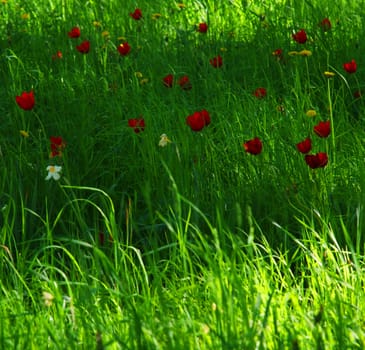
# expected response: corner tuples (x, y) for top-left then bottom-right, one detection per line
(45, 165), (62, 181)
(159, 133), (172, 147)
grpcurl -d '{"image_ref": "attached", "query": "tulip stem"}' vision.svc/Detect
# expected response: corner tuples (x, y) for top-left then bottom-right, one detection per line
(327, 78), (335, 166)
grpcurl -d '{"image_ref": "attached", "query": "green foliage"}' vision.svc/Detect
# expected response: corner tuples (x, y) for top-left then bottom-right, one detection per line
(1, 0), (365, 348)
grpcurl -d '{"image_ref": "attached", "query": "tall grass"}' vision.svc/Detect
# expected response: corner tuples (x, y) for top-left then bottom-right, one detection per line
(1, 0), (365, 348)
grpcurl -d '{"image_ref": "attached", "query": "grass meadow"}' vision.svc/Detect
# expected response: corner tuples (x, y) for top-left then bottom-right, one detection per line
(1, 0), (365, 348)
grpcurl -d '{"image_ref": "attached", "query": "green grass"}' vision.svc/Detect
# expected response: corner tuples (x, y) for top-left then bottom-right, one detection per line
(1, 0), (365, 348)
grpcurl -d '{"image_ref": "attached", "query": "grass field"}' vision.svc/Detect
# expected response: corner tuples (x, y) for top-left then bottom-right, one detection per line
(1, 0), (365, 348)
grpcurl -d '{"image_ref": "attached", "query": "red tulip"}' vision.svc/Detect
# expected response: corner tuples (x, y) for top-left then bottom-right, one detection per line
(319, 18), (331, 31)
(343, 59), (357, 74)
(200, 109), (211, 126)
(178, 76), (192, 90)
(68, 27), (80, 38)
(292, 29), (307, 44)
(117, 42), (131, 56)
(186, 110), (211, 131)
(52, 51), (62, 60)
(16, 90), (35, 110)
(76, 40), (90, 54)
(296, 137), (312, 154)
(243, 137), (263, 155)
(163, 74), (174, 87)
(305, 152), (328, 169)
(130, 8), (142, 20)
(210, 55), (223, 68)
(128, 118), (145, 133)
(314, 120), (330, 138)
(50, 136), (66, 158)
(253, 87), (267, 99)
(197, 23), (208, 33)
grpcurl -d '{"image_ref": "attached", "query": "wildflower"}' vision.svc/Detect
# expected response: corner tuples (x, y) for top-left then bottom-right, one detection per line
(209, 55), (223, 68)
(178, 75), (192, 90)
(52, 50), (62, 60)
(276, 105), (285, 113)
(130, 8), (142, 20)
(50, 136), (66, 158)
(272, 48), (283, 61)
(42, 291), (54, 307)
(186, 110), (211, 132)
(19, 130), (29, 138)
(288, 51), (299, 56)
(314, 120), (330, 138)
(101, 31), (110, 38)
(305, 152), (328, 169)
(76, 40), (90, 54)
(68, 27), (81, 38)
(253, 87), (267, 99)
(354, 90), (362, 99)
(16, 90), (35, 110)
(324, 71), (335, 78)
(21, 13), (30, 20)
(343, 59), (357, 74)
(306, 109), (317, 117)
(292, 29), (307, 44)
(319, 18), (331, 31)
(243, 137), (263, 155)
(152, 13), (161, 20)
(296, 137), (312, 154)
(159, 134), (172, 147)
(140, 78), (149, 85)
(200, 109), (211, 126)
(197, 23), (208, 33)
(117, 42), (131, 56)
(128, 118), (145, 133)
(93, 21), (102, 27)
(298, 49), (312, 56)
(163, 74), (174, 87)
(45, 165), (62, 181)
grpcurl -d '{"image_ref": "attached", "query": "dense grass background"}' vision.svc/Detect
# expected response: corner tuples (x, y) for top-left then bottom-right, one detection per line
(1, 0), (365, 348)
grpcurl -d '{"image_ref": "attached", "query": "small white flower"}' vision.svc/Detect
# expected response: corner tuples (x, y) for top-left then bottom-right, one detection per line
(159, 133), (172, 147)
(45, 165), (62, 181)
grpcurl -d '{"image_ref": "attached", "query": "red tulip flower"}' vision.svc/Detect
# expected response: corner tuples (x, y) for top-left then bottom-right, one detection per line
(200, 109), (211, 126)
(178, 76), (192, 90)
(186, 110), (211, 131)
(296, 137), (312, 154)
(68, 27), (81, 38)
(210, 55), (223, 68)
(319, 18), (331, 31)
(343, 59), (357, 74)
(163, 74), (174, 87)
(128, 118), (145, 133)
(272, 48), (283, 61)
(354, 90), (362, 99)
(52, 50), (63, 60)
(197, 23), (208, 33)
(314, 120), (330, 138)
(130, 8), (142, 20)
(16, 90), (35, 110)
(50, 136), (66, 158)
(292, 29), (307, 44)
(243, 137), (263, 155)
(117, 42), (131, 56)
(76, 40), (90, 54)
(253, 87), (267, 99)
(305, 152), (328, 169)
